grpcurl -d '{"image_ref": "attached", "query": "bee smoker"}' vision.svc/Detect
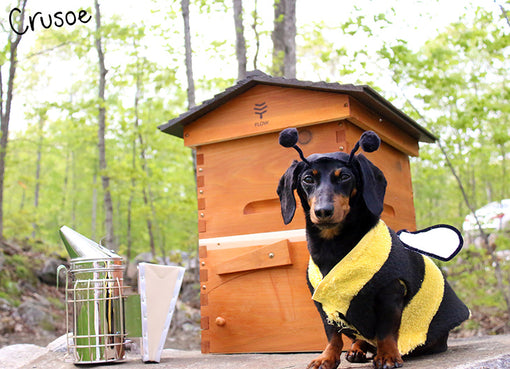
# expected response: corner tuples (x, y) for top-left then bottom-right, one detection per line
(59, 226), (127, 364)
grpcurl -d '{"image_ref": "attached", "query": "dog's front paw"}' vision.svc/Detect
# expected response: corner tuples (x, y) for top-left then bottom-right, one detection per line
(306, 353), (340, 369)
(373, 353), (403, 369)
(346, 348), (368, 363)
(346, 340), (370, 363)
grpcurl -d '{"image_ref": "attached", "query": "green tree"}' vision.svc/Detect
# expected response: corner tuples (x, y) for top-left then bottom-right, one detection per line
(94, 0), (116, 250)
(0, 0), (27, 240)
(378, 6), (510, 323)
(379, 7), (509, 225)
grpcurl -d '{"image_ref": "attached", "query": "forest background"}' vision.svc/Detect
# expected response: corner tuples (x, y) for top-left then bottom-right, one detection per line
(1, 0), (509, 335)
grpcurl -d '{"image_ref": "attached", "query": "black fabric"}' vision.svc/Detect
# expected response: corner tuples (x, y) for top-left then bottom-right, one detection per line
(338, 229), (469, 351)
(426, 279), (470, 345)
(345, 230), (424, 340)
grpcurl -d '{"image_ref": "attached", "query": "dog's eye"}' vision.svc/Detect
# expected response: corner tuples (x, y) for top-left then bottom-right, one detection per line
(334, 172), (351, 182)
(302, 175), (315, 185)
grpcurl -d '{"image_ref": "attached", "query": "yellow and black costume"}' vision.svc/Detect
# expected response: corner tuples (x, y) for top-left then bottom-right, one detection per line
(308, 220), (470, 355)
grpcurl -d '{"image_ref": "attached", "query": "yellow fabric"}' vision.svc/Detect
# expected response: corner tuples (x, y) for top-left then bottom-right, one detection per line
(309, 220), (391, 325)
(308, 220), (444, 355)
(397, 256), (444, 354)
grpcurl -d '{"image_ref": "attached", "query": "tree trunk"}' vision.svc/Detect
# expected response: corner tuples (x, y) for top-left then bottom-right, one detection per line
(181, 0), (199, 258)
(94, 0), (115, 249)
(271, 0), (296, 78)
(127, 105), (136, 266)
(0, 0), (27, 240)
(233, 0), (247, 80)
(32, 113), (44, 239)
(133, 63), (157, 260)
(251, 0), (261, 70)
(500, 144), (507, 199)
(71, 150), (77, 228)
(92, 169), (97, 240)
(181, 0), (196, 109)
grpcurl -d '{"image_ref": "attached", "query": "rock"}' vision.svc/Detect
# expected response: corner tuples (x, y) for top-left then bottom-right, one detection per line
(0, 298), (12, 312)
(0, 316), (15, 335)
(169, 300), (201, 338)
(125, 250), (200, 292)
(0, 344), (47, 369)
(16, 298), (54, 329)
(179, 280), (200, 307)
(5, 335), (510, 369)
(125, 252), (154, 284)
(46, 333), (70, 353)
(37, 257), (68, 286)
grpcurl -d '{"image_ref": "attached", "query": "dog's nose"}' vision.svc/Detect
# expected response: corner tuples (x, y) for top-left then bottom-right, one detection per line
(314, 205), (334, 219)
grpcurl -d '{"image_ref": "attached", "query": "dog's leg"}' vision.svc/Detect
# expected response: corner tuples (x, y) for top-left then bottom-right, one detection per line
(373, 280), (405, 369)
(307, 279), (344, 369)
(307, 330), (343, 369)
(346, 339), (372, 363)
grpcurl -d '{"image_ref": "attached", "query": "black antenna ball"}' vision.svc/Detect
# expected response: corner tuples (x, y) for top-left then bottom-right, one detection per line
(348, 130), (381, 164)
(279, 127), (310, 165)
(279, 128), (299, 148)
(359, 131), (381, 153)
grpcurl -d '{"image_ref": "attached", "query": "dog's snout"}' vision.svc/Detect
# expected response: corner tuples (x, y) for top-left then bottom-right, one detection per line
(314, 204), (334, 219)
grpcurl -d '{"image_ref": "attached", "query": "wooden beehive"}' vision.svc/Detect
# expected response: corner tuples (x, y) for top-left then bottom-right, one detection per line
(159, 71), (435, 354)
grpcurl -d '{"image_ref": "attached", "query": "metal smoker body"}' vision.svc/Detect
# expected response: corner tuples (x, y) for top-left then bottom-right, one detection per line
(60, 226), (127, 364)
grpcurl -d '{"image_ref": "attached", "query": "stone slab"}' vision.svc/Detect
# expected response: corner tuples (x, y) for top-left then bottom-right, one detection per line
(3, 334), (509, 369)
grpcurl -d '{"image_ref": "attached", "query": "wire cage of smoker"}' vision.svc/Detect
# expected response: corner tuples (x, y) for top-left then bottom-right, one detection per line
(64, 256), (129, 364)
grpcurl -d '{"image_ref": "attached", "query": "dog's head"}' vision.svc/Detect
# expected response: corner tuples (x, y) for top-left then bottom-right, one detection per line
(277, 129), (387, 230)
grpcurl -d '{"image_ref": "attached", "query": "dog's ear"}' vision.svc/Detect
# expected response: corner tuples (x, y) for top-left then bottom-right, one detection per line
(277, 160), (304, 225)
(357, 154), (387, 217)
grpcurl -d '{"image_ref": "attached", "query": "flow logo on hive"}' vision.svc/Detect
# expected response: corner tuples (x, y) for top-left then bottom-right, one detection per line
(253, 102), (268, 119)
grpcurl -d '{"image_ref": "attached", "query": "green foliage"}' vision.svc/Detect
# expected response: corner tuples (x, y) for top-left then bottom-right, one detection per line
(378, 6), (510, 229)
(378, 6), (510, 327)
(1, 279), (21, 299)
(441, 244), (509, 315)
(46, 296), (66, 311)
(3, 9), (199, 259)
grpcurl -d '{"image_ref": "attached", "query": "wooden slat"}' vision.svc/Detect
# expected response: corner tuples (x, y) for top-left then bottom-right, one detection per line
(348, 97), (420, 157)
(183, 85), (350, 147)
(216, 240), (292, 275)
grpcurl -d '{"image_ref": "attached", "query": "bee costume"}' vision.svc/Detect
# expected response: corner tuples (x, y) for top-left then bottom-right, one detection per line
(308, 220), (470, 355)
(278, 127), (470, 355)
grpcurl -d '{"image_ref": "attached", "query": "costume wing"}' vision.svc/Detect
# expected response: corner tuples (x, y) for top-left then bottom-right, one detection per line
(397, 225), (463, 261)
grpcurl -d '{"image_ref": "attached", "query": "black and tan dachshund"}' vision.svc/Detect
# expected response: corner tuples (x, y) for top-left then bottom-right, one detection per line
(277, 128), (469, 369)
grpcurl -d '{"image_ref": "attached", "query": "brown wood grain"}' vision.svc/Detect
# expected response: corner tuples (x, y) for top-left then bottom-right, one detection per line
(183, 85), (350, 147)
(216, 240), (292, 275)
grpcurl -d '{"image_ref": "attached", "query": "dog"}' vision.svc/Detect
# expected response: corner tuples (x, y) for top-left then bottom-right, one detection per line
(276, 128), (469, 369)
